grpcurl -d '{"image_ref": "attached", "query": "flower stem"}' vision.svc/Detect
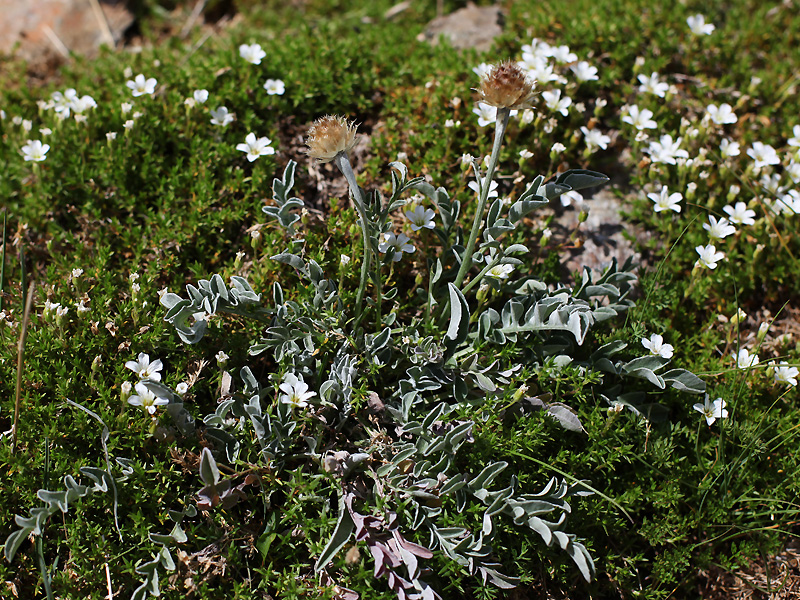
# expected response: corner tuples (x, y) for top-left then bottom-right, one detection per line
(454, 108), (510, 290)
(334, 152), (371, 325)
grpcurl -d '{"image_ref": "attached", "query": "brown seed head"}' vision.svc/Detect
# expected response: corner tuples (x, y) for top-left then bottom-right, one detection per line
(477, 61), (537, 110)
(305, 115), (358, 163)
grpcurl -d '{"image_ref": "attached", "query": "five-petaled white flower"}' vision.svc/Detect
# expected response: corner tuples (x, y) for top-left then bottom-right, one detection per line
(723, 202), (756, 226)
(379, 232), (415, 261)
(693, 394), (728, 426)
(734, 348), (759, 369)
(236, 133), (275, 162)
(193, 89), (209, 104)
(210, 106), (235, 127)
(473, 102), (498, 127)
(581, 126), (611, 151)
(21, 139), (49, 162)
(706, 103), (737, 125)
(126, 74), (157, 97)
(703, 215), (736, 239)
(468, 177), (499, 199)
(719, 138), (740, 158)
(687, 14), (715, 36)
(548, 44), (577, 63)
(637, 72), (669, 98)
(570, 61), (598, 82)
(695, 244), (725, 269)
(404, 205), (436, 231)
(541, 89), (572, 117)
(773, 362), (798, 387)
(51, 89), (78, 116)
(788, 125), (800, 148)
(647, 186), (682, 213)
(641, 333), (674, 359)
(622, 105), (657, 130)
(71, 95), (97, 115)
(279, 372), (316, 409)
(747, 142), (780, 169)
(485, 263), (515, 280)
(646, 134), (689, 164)
(263, 79), (285, 95)
(126, 352), (164, 381)
(127, 381), (169, 415)
(239, 43), (266, 65)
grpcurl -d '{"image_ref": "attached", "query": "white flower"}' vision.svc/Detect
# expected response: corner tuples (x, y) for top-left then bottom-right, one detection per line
(106, 132), (117, 142)
(126, 74), (157, 97)
(773, 362), (798, 386)
(687, 14), (715, 36)
(75, 300), (90, 313)
(39, 127), (52, 136)
(519, 148), (534, 160)
(127, 381), (169, 415)
(340, 254), (351, 266)
(125, 352), (163, 382)
(473, 102), (497, 127)
(236, 132), (275, 162)
(760, 173), (784, 195)
(703, 215), (736, 239)
(176, 382), (189, 395)
(581, 126), (610, 151)
(120, 102), (133, 114)
(695, 244), (725, 269)
(121, 381), (133, 401)
(123, 119), (135, 130)
(404, 205), (436, 231)
(239, 43), (266, 65)
(637, 72), (669, 97)
(570, 61), (599, 82)
(560, 189), (584, 208)
(747, 142), (780, 169)
(485, 263), (515, 280)
(279, 372), (316, 409)
(548, 44), (577, 63)
(788, 125), (800, 148)
(210, 106), (235, 127)
(21, 140), (49, 162)
(734, 348), (759, 369)
(51, 89), (78, 116)
(693, 395), (728, 426)
(622, 105), (657, 130)
(647, 186), (682, 213)
(519, 54), (563, 85)
(706, 103), (737, 125)
(520, 39), (552, 61)
(719, 138), (740, 158)
(646, 134), (689, 165)
(193, 89), (209, 104)
(72, 268), (84, 279)
(551, 142), (566, 154)
(541, 89), (571, 117)
(468, 177), (499, 198)
(641, 333), (674, 359)
(379, 232), (415, 261)
(216, 351), (229, 366)
(723, 202), (756, 226)
(263, 79), (285, 95)
(71, 95), (96, 115)
(786, 161), (800, 184)
(472, 62), (492, 79)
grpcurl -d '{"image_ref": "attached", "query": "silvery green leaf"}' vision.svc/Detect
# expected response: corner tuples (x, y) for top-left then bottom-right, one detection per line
(544, 182), (572, 200)
(4, 527), (32, 563)
(314, 492), (354, 572)
(468, 461), (508, 490)
(568, 540), (596, 582)
(623, 355), (670, 372)
(159, 546), (175, 571)
(473, 372), (496, 392)
(199, 447), (220, 486)
(553, 169), (609, 192)
(445, 283), (470, 344)
(546, 404), (586, 433)
(270, 252), (305, 271)
(479, 565), (520, 589)
(625, 367), (666, 389)
(663, 369), (706, 394)
(505, 244), (528, 254)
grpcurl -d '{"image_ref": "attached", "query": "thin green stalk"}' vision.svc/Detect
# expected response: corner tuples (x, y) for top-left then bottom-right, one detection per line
(454, 108), (510, 289)
(0, 209), (6, 312)
(334, 152), (372, 327)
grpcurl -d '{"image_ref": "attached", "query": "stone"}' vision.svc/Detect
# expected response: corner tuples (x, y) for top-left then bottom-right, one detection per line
(0, 0), (134, 62)
(418, 2), (503, 52)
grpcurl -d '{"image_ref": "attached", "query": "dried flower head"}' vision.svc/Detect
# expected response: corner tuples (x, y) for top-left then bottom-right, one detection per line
(476, 61), (537, 110)
(305, 115), (358, 163)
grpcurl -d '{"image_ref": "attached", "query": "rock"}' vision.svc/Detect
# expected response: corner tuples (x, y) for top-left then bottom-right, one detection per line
(0, 0), (134, 62)
(418, 2), (503, 52)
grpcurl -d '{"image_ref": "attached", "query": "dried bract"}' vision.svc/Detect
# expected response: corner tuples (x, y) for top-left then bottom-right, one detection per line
(476, 61), (537, 110)
(306, 115), (358, 163)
